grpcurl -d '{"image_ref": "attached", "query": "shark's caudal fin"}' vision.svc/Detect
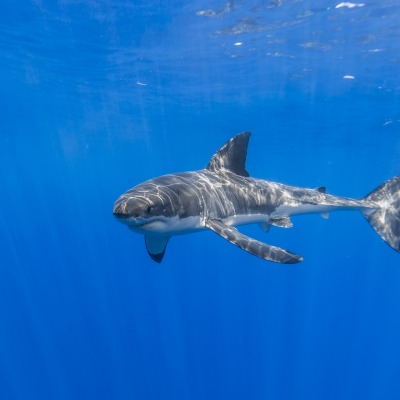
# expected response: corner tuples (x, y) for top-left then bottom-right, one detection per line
(363, 176), (400, 253)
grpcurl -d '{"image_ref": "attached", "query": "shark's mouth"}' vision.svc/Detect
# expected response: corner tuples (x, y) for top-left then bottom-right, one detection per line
(114, 213), (148, 226)
(124, 217), (164, 231)
(138, 220), (158, 228)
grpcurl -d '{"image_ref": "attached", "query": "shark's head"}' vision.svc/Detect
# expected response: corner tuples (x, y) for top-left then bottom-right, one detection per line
(113, 185), (175, 234)
(113, 174), (202, 234)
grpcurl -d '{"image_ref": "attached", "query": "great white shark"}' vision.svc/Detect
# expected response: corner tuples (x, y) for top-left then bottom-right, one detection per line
(113, 132), (400, 264)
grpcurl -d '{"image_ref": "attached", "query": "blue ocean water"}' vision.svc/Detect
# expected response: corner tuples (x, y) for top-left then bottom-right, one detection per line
(1, 1), (400, 399)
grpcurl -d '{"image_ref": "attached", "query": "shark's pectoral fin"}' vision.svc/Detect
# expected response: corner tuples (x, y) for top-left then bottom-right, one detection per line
(269, 216), (293, 228)
(145, 235), (170, 263)
(205, 219), (303, 264)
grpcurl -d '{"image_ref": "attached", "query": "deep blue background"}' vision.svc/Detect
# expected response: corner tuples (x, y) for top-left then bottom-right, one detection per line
(1, 1), (400, 399)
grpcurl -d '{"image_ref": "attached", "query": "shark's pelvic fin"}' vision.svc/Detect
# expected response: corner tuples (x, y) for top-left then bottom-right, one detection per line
(205, 218), (303, 264)
(145, 235), (170, 263)
(206, 132), (251, 177)
(269, 216), (293, 228)
(259, 221), (271, 232)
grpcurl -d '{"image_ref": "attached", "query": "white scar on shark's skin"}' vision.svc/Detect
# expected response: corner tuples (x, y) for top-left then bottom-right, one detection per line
(113, 132), (400, 264)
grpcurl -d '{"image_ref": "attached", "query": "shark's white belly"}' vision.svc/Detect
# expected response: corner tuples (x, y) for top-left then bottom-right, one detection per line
(271, 203), (338, 217)
(131, 215), (203, 235)
(221, 204), (338, 228)
(131, 213), (270, 235)
(222, 214), (268, 227)
(130, 203), (344, 236)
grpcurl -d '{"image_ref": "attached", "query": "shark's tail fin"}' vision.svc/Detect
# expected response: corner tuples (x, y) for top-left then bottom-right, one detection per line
(362, 176), (400, 253)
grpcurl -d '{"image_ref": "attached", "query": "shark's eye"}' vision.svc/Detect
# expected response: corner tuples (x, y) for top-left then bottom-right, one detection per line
(146, 205), (152, 213)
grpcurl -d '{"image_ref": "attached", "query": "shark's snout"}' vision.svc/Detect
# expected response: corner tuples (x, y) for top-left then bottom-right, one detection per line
(113, 210), (132, 220)
(112, 196), (154, 221)
(113, 199), (126, 216)
(113, 198), (136, 220)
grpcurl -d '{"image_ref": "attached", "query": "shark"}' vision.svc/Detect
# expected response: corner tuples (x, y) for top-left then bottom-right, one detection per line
(113, 132), (400, 264)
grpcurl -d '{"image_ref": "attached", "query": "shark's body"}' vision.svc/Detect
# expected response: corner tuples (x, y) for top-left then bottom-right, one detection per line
(113, 132), (400, 263)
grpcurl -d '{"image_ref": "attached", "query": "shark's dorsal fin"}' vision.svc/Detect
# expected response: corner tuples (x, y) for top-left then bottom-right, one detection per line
(206, 132), (251, 177)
